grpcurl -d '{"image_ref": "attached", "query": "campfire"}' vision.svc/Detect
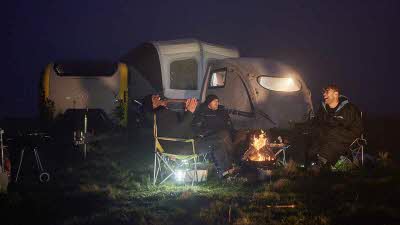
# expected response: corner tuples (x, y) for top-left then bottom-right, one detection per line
(242, 130), (276, 168)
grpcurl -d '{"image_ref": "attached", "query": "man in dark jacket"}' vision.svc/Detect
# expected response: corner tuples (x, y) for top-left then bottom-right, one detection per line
(192, 94), (234, 137)
(309, 84), (363, 167)
(192, 94), (236, 177)
(143, 94), (197, 139)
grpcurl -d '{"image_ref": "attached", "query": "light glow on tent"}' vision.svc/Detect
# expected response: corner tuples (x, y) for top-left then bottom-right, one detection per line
(257, 76), (301, 92)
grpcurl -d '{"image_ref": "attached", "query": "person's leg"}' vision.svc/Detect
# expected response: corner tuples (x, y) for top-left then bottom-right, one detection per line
(307, 140), (320, 167)
(217, 130), (234, 167)
(318, 142), (347, 166)
(195, 130), (234, 173)
(232, 130), (249, 164)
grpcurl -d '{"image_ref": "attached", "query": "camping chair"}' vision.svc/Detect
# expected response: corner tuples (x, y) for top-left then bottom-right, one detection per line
(274, 145), (291, 166)
(349, 134), (367, 166)
(348, 111), (367, 166)
(333, 112), (367, 171)
(153, 114), (206, 186)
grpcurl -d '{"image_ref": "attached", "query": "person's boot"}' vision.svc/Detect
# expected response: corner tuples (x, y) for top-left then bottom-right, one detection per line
(308, 154), (328, 176)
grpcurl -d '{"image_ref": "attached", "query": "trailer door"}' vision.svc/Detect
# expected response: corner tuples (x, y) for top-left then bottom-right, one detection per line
(202, 67), (254, 128)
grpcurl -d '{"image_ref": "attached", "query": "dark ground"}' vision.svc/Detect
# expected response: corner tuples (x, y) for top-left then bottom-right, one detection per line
(0, 116), (399, 225)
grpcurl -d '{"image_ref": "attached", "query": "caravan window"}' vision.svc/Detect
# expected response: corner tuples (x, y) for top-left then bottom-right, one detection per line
(170, 59), (198, 90)
(53, 63), (118, 77)
(258, 76), (301, 92)
(209, 68), (227, 88)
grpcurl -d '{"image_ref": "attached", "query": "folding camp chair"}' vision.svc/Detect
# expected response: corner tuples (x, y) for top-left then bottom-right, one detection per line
(274, 145), (291, 166)
(153, 114), (206, 185)
(333, 112), (367, 171)
(349, 135), (367, 166)
(347, 111), (367, 166)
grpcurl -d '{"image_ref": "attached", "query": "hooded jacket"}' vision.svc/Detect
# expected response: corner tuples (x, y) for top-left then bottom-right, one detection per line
(192, 103), (233, 137)
(313, 96), (363, 145)
(142, 95), (194, 139)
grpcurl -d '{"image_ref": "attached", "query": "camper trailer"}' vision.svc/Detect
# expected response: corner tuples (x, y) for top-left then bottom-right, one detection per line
(41, 39), (313, 133)
(40, 39), (238, 129)
(201, 58), (314, 130)
(122, 39), (240, 100)
(40, 62), (128, 127)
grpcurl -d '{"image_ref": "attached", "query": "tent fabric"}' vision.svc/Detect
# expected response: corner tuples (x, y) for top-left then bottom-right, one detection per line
(153, 39), (239, 99)
(124, 39), (240, 100)
(121, 43), (163, 92)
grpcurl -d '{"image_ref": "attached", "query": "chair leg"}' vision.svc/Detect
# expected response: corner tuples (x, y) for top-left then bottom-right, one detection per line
(156, 155), (161, 182)
(160, 172), (174, 185)
(33, 148), (50, 183)
(153, 152), (157, 185)
(191, 141), (197, 186)
(158, 153), (177, 184)
(192, 156), (197, 186)
(283, 150), (286, 166)
(361, 145), (364, 166)
(15, 148), (25, 182)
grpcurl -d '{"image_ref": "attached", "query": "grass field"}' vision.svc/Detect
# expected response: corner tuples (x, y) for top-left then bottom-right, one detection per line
(1, 129), (399, 225)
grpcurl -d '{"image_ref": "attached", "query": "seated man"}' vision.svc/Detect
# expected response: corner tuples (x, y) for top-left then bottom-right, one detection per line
(143, 94), (236, 177)
(192, 94), (236, 177)
(309, 84), (363, 167)
(143, 94), (198, 139)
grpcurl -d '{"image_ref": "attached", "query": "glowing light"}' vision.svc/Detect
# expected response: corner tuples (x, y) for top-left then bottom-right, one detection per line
(251, 130), (267, 151)
(258, 76), (301, 92)
(175, 170), (186, 182)
(287, 77), (293, 85)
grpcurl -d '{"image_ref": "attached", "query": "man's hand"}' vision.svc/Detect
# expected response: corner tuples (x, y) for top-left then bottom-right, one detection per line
(151, 95), (167, 109)
(185, 98), (198, 113)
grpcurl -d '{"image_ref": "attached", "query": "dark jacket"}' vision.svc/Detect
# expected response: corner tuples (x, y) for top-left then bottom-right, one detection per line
(155, 108), (194, 138)
(142, 98), (194, 139)
(313, 96), (363, 145)
(192, 104), (234, 137)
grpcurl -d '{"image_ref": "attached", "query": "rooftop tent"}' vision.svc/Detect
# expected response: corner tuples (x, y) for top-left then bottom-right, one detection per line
(41, 61), (129, 126)
(201, 58), (314, 130)
(121, 39), (240, 100)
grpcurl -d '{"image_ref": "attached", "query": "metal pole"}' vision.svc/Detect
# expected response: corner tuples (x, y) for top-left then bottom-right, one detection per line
(15, 148), (25, 182)
(83, 109), (88, 159)
(0, 129), (4, 173)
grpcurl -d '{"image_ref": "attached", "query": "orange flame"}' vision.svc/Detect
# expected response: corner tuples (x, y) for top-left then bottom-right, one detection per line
(251, 130), (267, 151)
(248, 130), (275, 162)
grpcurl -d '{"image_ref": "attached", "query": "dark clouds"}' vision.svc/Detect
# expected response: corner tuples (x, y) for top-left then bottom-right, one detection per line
(2, 0), (400, 117)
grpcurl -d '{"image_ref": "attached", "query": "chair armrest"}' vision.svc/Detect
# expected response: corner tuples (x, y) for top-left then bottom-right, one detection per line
(157, 137), (194, 143)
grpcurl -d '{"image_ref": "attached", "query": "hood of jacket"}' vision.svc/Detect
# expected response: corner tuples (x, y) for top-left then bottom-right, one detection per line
(321, 95), (349, 113)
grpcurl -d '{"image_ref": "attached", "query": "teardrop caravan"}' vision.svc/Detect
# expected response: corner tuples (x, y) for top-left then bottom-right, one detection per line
(40, 62), (128, 127)
(201, 58), (314, 130)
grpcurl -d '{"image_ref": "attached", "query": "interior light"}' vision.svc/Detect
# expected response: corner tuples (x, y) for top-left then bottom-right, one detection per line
(258, 76), (301, 92)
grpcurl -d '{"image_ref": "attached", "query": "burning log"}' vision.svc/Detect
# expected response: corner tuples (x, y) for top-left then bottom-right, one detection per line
(242, 130), (276, 168)
(266, 204), (296, 208)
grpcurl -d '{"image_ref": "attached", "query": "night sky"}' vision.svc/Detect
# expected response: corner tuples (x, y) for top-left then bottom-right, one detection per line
(2, 0), (400, 118)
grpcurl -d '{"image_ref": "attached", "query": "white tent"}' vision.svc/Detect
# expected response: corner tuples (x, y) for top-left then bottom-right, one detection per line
(122, 39), (239, 99)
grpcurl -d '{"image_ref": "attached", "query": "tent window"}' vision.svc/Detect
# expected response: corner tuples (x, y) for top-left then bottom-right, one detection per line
(209, 68), (227, 88)
(170, 59), (198, 90)
(258, 76), (301, 92)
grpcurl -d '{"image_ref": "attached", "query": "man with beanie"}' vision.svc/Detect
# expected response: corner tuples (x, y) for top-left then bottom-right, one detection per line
(309, 84), (363, 169)
(193, 94), (234, 137)
(193, 94), (236, 178)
